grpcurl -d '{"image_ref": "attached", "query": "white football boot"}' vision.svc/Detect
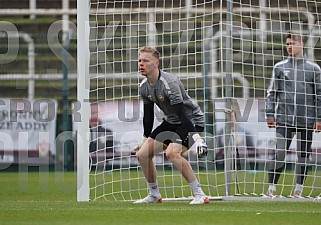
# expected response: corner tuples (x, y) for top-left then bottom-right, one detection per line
(133, 195), (162, 204)
(189, 195), (210, 205)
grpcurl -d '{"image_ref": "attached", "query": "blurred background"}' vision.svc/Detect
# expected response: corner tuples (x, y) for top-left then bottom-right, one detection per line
(1, 0), (321, 173)
(0, 0), (78, 170)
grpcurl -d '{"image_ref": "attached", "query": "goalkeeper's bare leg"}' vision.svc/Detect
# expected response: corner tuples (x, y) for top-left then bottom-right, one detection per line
(166, 143), (209, 205)
(134, 137), (209, 204)
(134, 137), (165, 204)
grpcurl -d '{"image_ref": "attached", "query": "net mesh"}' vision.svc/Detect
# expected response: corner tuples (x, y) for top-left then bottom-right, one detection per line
(83, 0), (321, 201)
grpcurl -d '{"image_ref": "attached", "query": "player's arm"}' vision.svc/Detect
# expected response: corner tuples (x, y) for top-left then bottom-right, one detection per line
(265, 66), (278, 128)
(167, 79), (207, 155)
(134, 102), (154, 151)
(172, 103), (207, 157)
(172, 103), (196, 133)
(143, 102), (154, 137)
(314, 67), (321, 132)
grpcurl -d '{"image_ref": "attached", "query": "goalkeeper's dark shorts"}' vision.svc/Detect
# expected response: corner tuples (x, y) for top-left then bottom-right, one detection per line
(149, 120), (204, 148)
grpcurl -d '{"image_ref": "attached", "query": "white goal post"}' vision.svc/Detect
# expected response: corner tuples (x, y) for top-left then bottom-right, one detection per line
(77, 0), (321, 202)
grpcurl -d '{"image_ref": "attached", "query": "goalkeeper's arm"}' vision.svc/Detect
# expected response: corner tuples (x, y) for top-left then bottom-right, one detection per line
(134, 103), (154, 151)
(143, 102), (154, 137)
(172, 103), (197, 133)
(172, 103), (207, 157)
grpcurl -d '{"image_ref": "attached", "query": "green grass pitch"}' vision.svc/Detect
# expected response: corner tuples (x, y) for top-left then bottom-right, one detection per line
(1, 171), (321, 225)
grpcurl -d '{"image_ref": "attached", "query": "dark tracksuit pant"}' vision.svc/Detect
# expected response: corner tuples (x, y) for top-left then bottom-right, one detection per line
(268, 125), (313, 185)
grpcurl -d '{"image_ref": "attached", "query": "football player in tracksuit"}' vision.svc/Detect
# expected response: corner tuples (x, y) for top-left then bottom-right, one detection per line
(265, 31), (321, 197)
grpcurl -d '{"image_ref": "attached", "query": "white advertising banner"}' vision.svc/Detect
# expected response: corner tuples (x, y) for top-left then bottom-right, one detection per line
(0, 99), (57, 164)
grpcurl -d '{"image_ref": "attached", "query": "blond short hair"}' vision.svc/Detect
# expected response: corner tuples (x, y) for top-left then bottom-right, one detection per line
(138, 46), (160, 60)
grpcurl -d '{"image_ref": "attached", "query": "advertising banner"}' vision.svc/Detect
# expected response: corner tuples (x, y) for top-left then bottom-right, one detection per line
(0, 99), (57, 165)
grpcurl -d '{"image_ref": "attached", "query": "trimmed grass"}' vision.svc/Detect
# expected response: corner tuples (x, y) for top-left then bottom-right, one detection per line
(0, 171), (321, 225)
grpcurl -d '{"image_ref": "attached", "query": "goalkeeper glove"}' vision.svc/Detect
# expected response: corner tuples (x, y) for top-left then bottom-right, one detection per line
(134, 136), (147, 151)
(192, 134), (208, 158)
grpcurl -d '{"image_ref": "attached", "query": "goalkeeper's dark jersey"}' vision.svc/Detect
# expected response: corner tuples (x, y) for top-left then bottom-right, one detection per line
(139, 70), (204, 127)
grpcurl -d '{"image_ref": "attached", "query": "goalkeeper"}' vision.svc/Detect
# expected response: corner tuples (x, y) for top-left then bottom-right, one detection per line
(265, 31), (321, 197)
(133, 46), (209, 205)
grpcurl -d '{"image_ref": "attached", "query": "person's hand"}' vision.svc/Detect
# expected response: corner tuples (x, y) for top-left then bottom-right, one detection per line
(267, 118), (276, 128)
(314, 122), (321, 132)
(134, 136), (147, 151)
(196, 139), (208, 157)
(192, 134), (208, 157)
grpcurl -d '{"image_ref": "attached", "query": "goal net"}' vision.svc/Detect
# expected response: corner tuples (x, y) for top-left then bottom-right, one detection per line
(77, 0), (321, 202)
